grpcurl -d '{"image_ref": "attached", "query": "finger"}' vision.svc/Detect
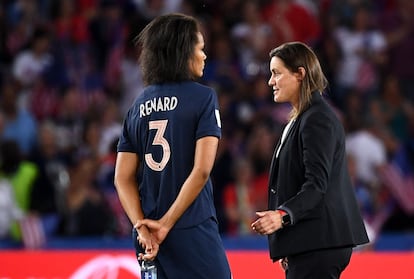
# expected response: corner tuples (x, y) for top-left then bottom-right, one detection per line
(255, 211), (266, 217)
(142, 247), (158, 261)
(145, 244), (153, 254)
(252, 223), (262, 234)
(251, 218), (262, 227)
(137, 234), (144, 244)
(143, 253), (156, 261)
(137, 235), (145, 248)
(251, 224), (261, 234)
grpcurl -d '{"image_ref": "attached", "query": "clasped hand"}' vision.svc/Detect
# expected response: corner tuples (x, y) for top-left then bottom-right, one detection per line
(134, 218), (169, 261)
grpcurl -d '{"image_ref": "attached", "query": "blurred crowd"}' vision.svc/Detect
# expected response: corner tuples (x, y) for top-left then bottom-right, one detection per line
(0, 0), (414, 249)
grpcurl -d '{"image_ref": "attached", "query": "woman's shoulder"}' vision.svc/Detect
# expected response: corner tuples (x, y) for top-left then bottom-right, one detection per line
(186, 81), (216, 93)
(183, 82), (218, 103)
(300, 95), (341, 125)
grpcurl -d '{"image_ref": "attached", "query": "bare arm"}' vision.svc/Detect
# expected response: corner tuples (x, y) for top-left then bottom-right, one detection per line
(114, 152), (157, 258)
(161, 136), (218, 227)
(114, 152), (143, 225)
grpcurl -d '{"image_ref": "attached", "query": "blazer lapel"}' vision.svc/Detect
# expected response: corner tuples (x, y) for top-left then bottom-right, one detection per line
(267, 120), (297, 208)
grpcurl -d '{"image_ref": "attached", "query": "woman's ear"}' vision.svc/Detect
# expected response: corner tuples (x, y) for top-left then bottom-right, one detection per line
(296, 67), (306, 81)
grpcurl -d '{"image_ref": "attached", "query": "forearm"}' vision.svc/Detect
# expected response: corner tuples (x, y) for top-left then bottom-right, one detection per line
(114, 152), (145, 226)
(161, 168), (208, 228)
(115, 180), (145, 226)
(161, 136), (218, 229)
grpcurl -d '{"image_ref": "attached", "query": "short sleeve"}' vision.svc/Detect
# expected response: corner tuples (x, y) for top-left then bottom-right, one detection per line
(195, 89), (222, 139)
(117, 110), (134, 153)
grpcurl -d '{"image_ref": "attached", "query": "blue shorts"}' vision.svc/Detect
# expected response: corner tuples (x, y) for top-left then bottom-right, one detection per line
(133, 217), (232, 279)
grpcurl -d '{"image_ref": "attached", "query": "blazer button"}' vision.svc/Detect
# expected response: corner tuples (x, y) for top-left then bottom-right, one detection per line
(270, 188), (276, 194)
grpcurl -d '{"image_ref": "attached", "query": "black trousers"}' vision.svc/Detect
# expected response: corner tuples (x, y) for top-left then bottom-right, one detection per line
(286, 247), (353, 279)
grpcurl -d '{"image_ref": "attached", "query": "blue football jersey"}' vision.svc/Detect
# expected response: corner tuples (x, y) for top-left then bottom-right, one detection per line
(117, 81), (222, 228)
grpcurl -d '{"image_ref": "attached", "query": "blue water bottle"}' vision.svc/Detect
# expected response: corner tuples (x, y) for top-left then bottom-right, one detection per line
(141, 260), (157, 279)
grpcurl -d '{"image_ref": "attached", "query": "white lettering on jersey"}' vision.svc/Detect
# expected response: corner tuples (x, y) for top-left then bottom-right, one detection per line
(139, 96), (178, 117)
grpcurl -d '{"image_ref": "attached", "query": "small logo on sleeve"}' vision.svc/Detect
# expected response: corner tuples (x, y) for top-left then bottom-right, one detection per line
(215, 109), (221, 128)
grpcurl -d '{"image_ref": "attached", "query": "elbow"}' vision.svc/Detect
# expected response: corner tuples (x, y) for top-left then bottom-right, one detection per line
(194, 167), (211, 184)
(114, 170), (136, 191)
(201, 170), (210, 182)
(113, 172), (122, 191)
(113, 177), (119, 191)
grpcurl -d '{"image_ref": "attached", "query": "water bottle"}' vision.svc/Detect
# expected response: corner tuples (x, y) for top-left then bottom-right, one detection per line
(141, 260), (157, 279)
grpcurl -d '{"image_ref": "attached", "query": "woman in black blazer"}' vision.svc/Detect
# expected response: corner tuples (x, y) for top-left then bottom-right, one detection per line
(251, 42), (369, 279)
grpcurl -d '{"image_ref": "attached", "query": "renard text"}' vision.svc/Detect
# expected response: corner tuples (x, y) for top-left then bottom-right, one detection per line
(140, 96), (178, 117)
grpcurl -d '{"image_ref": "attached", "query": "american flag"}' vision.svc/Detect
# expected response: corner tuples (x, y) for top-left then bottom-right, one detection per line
(20, 214), (46, 249)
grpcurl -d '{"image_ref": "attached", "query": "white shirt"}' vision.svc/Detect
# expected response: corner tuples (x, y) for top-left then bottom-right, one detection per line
(334, 27), (386, 86)
(276, 119), (295, 158)
(12, 50), (52, 86)
(345, 130), (386, 186)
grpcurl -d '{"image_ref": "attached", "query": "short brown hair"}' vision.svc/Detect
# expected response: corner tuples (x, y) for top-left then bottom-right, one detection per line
(270, 42), (328, 119)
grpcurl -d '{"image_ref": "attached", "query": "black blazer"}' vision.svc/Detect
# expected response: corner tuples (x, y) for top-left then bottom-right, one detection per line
(267, 92), (369, 260)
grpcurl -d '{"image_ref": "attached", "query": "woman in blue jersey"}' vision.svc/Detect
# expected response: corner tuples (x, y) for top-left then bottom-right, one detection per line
(114, 13), (232, 278)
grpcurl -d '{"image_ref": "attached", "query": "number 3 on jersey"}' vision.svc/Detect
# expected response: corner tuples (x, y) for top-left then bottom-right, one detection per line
(145, 120), (171, 171)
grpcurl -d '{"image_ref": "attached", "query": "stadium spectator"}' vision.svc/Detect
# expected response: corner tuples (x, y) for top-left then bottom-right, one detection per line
(0, 139), (40, 246)
(230, 0), (272, 79)
(28, 120), (69, 237)
(223, 158), (265, 236)
(0, 178), (23, 239)
(0, 79), (37, 156)
(346, 116), (387, 190)
(332, 4), (387, 109)
(104, 34), (145, 115)
(12, 26), (52, 90)
(379, 0), (414, 103)
(57, 154), (114, 236)
(261, 0), (321, 47)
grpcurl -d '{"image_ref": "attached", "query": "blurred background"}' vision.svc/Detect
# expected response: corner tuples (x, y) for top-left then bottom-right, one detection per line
(0, 0), (414, 256)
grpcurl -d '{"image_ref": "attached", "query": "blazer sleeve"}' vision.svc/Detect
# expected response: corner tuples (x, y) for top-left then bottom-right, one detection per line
(281, 110), (337, 223)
